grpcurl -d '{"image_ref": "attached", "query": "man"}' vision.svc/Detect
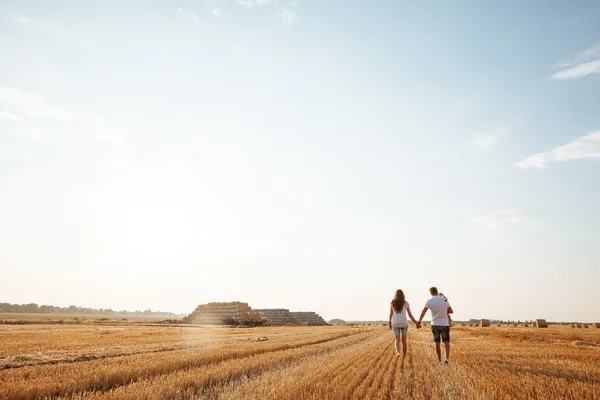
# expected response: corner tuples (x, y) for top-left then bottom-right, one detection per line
(418, 286), (453, 363)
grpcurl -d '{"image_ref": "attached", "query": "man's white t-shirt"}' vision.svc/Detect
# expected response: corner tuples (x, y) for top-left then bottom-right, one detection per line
(391, 301), (410, 328)
(425, 297), (450, 326)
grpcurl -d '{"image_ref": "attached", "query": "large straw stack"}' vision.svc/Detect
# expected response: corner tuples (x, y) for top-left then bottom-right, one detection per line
(289, 311), (328, 326)
(480, 319), (490, 327)
(255, 309), (299, 325)
(183, 302), (266, 325)
(593, 323), (600, 328)
(535, 319), (549, 328)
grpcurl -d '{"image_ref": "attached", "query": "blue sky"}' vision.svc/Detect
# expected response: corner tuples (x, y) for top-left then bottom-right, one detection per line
(1, 0), (599, 322)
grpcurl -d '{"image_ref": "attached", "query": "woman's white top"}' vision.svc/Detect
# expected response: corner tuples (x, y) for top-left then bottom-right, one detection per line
(391, 301), (410, 327)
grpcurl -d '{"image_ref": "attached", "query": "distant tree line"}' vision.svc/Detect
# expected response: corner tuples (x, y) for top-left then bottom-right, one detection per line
(0, 302), (178, 316)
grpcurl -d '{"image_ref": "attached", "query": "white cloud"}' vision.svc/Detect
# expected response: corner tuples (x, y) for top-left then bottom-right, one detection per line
(514, 130), (600, 169)
(177, 7), (200, 24)
(552, 60), (600, 80)
(552, 44), (600, 80)
(0, 110), (22, 121)
(567, 44), (600, 65)
(0, 87), (117, 142)
(471, 135), (497, 148)
(282, 10), (296, 24)
(473, 209), (528, 228)
(212, 8), (223, 18)
(12, 16), (72, 41)
(470, 127), (504, 148)
(236, 0), (273, 7)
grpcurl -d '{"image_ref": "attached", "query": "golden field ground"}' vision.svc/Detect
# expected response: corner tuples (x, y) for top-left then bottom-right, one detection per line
(1, 323), (599, 399)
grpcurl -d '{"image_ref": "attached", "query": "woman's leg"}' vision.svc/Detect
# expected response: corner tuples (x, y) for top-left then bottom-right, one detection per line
(394, 336), (401, 355)
(401, 329), (408, 368)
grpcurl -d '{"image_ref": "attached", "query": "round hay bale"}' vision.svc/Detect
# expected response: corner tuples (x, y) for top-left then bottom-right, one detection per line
(535, 319), (548, 328)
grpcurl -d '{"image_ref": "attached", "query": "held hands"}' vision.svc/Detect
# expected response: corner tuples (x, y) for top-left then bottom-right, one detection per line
(390, 321), (422, 329)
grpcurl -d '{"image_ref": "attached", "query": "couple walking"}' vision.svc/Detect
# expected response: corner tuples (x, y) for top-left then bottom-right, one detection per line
(388, 286), (453, 367)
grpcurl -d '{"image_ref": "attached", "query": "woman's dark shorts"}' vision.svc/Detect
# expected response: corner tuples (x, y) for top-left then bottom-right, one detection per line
(431, 326), (450, 343)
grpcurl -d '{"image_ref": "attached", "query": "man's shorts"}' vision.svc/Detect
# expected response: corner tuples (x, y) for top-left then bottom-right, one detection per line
(431, 325), (450, 343)
(393, 326), (408, 337)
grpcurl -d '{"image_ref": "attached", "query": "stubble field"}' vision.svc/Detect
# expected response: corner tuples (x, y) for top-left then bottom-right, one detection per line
(1, 322), (599, 399)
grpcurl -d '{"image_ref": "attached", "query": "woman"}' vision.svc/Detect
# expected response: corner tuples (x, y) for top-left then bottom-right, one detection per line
(388, 289), (420, 367)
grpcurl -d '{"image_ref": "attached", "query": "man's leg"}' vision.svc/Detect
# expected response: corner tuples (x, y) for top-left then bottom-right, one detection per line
(443, 326), (451, 363)
(432, 326), (442, 361)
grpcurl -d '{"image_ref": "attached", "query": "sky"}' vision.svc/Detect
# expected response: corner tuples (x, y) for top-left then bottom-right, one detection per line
(1, 1), (599, 323)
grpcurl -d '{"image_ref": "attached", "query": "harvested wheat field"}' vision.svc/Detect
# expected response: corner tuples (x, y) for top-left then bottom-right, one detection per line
(1, 324), (599, 399)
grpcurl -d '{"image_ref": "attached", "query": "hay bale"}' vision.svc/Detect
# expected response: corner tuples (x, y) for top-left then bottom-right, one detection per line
(185, 301), (265, 325)
(289, 311), (327, 326)
(480, 319), (490, 327)
(569, 323), (575, 328)
(536, 319), (548, 328)
(593, 323), (600, 328)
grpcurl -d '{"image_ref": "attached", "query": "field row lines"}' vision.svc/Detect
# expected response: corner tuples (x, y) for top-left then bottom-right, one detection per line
(0, 328), (373, 400)
(74, 329), (383, 399)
